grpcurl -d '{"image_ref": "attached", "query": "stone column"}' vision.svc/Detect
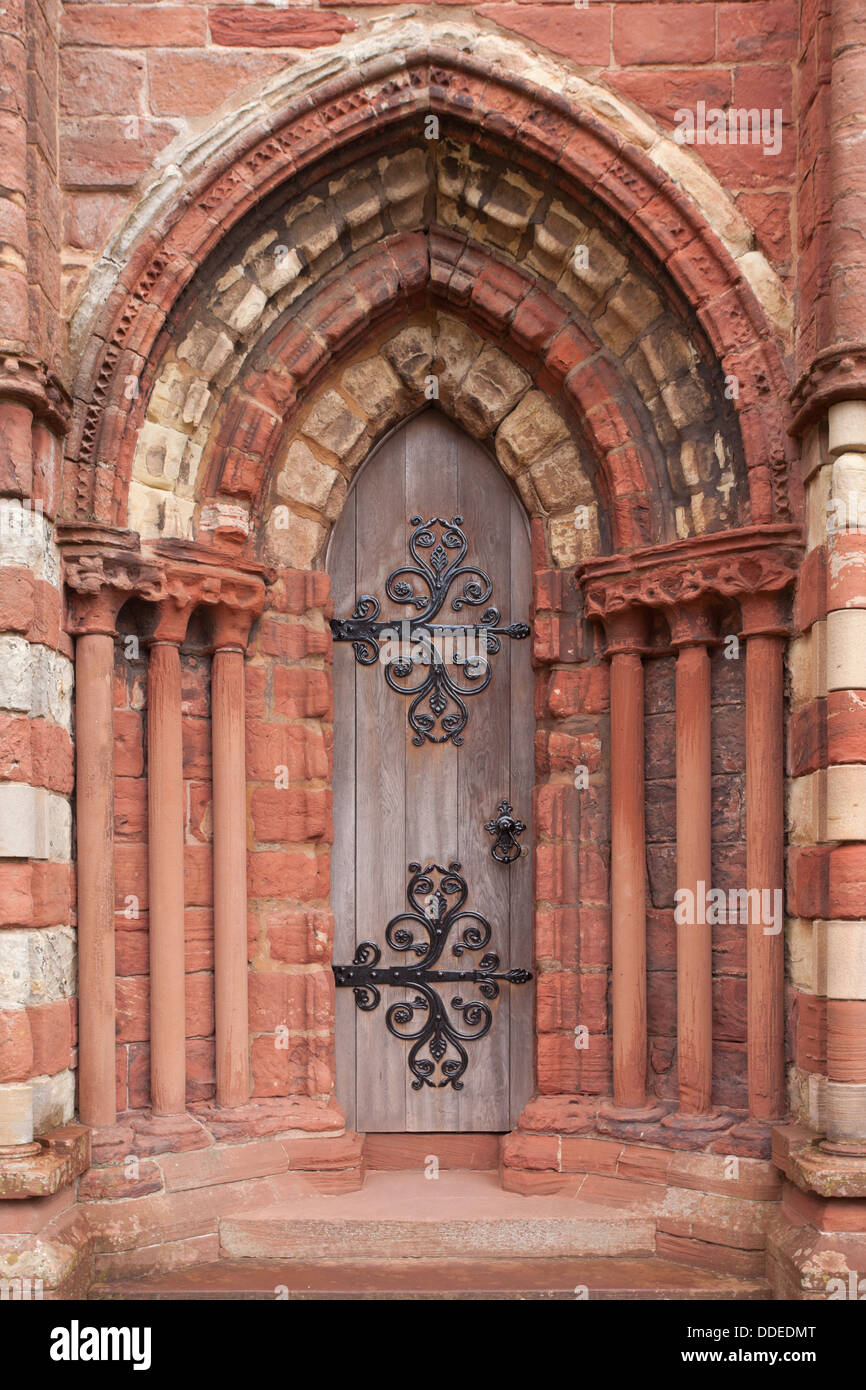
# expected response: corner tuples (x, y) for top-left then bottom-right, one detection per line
(741, 593), (788, 1123)
(599, 610), (661, 1118)
(62, 533), (164, 1130)
(146, 599), (195, 1115)
(669, 603), (716, 1119)
(211, 604), (257, 1108)
(70, 596), (126, 1128)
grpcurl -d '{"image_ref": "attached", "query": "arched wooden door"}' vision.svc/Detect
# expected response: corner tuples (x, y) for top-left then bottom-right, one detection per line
(328, 411), (534, 1132)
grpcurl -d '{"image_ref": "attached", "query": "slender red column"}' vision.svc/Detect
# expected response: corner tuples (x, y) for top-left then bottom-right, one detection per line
(75, 626), (120, 1128)
(742, 596), (787, 1120)
(211, 607), (255, 1107)
(673, 634), (714, 1115)
(610, 650), (648, 1107)
(147, 603), (193, 1115)
(601, 610), (662, 1117)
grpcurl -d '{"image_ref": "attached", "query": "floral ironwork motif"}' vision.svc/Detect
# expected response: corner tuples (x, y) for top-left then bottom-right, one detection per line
(330, 515), (530, 745)
(332, 861), (532, 1090)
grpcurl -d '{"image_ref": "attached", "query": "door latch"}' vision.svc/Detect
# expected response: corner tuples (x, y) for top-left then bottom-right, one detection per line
(485, 800), (526, 863)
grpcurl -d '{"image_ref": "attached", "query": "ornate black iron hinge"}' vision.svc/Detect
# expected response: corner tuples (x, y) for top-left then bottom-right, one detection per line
(485, 800), (526, 863)
(330, 515), (530, 745)
(333, 861), (532, 1090)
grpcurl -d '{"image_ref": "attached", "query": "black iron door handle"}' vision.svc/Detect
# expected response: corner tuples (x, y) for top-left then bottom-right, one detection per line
(485, 800), (525, 863)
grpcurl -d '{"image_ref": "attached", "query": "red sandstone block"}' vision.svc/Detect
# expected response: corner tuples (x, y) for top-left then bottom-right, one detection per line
(77, 1159), (162, 1202)
(60, 117), (180, 189)
(0, 1007), (33, 1083)
(608, 68), (732, 130)
(613, 2), (715, 64)
(186, 781), (212, 845)
(30, 721), (74, 795)
(148, 51), (285, 117)
(827, 532), (866, 611)
(795, 544), (828, 633)
(578, 845), (609, 906)
(717, 2), (798, 61)
(544, 666), (609, 718)
(181, 715), (211, 779)
(244, 667), (268, 722)
(272, 667), (332, 720)
(269, 569), (331, 617)
(535, 907), (580, 968)
(208, 6), (356, 47)
(794, 992), (824, 1074)
(250, 786), (333, 845)
(59, 48), (146, 117)
(579, 906), (611, 969)
(501, 1131), (560, 1172)
(477, 5), (609, 66)
(219, 448), (265, 500)
(828, 690), (866, 765)
(113, 709), (144, 778)
(186, 974), (215, 1040)
(789, 699), (827, 776)
(828, 845), (866, 919)
(61, 5), (207, 46)
(184, 845), (213, 908)
(0, 862), (71, 928)
(826, 1000), (866, 1083)
(256, 619), (331, 662)
(0, 400), (32, 493)
(535, 843), (578, 905)
(265, 908), (334, 965)
(116, 976), (149, 1044)
(27, 1000), (71, 1076)
(114, 775), (147, 841)
(249, 972), (289, 1032)
(536, 971), (581, 1034)
(787, 841), (822, 917)
(248, 848), (329, 903)
(532, 614), (580, 664)
(0, 568), (35, 634)
(534, 781), (579, 842)
(246, 720), (330, 782)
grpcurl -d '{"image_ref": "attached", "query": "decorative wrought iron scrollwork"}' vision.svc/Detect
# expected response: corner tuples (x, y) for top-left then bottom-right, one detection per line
(333, 861), (532, 1090)
(485, 800), (526, 863)
(330, 515), (530, 745)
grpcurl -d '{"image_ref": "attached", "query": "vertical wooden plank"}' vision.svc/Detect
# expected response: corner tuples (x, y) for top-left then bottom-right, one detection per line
(455, 438), (513, 1130)
(353, 431), (409, 1131)
(329, 486), (357, 1130)
(404, 412), (461, 1131)
(508, 499), (535, 1125)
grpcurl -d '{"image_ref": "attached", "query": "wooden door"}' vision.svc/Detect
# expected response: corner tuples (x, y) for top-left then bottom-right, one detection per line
(329, 411), (533, 1132)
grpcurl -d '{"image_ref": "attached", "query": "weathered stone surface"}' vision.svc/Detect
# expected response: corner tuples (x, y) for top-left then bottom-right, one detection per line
(453, 344), (530, 437)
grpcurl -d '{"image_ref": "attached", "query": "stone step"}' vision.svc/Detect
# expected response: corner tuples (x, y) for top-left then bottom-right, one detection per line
(218, 1170), (662, 1261)
(92, 1256), (770, 1301)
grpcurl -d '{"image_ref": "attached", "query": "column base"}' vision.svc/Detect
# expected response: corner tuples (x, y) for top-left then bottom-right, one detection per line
(0, 1126), (90, 1198)
(598, 1100), (669, 1123)
(661, 1109), (733, 1133)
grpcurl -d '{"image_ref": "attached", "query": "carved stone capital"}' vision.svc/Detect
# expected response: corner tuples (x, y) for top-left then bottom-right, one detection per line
(599, 606), (653, 657)
(578, 526), (804, 639)
(60, 529), (271, 640)
(791, 344), (866, 435)
(665, 597), (719, 649)
(59, 524), (165, 636)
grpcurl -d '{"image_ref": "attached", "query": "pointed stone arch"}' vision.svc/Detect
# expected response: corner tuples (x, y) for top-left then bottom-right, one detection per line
(62, 36), (799, 537)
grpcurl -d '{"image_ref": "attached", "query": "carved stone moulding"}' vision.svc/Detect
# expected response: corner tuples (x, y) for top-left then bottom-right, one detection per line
(577, 524), (804, 643)
(790, 344), (866, 435)
(0, 353), (72, 435)
(58, 524), (270, 637)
